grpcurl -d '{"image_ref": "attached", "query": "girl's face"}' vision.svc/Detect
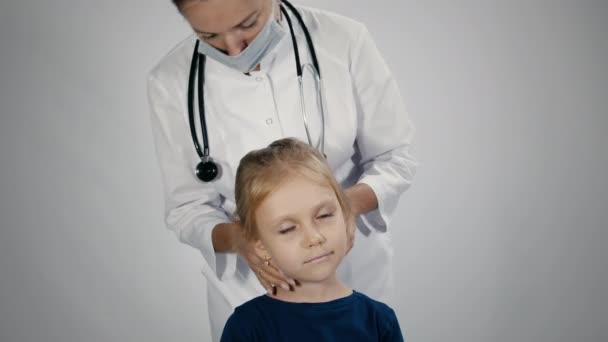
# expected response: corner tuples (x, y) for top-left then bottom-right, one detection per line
(254, 175), (350, 283)
(181, 0), (274, 56)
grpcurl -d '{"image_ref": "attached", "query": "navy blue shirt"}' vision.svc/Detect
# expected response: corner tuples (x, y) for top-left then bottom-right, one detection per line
(220, 290), (404, 341)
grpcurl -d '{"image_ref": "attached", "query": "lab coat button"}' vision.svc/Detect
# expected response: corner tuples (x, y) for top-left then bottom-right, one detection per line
(265, 118), (273, 125)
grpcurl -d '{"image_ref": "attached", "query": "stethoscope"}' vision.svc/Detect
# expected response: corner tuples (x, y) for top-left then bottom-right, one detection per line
(187, 0), (327, 182)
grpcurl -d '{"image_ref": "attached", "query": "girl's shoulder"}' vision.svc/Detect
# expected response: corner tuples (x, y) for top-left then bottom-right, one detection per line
(358, 292), (399, 322)
(220, 296), (268, 341)
(352, 292), (404, 341)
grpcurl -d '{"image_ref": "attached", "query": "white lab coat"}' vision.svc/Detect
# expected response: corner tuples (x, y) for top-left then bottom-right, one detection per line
(147, 5), (416, 341)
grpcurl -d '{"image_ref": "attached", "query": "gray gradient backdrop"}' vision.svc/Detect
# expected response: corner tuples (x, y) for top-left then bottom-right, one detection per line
(1, 1), (607, 341)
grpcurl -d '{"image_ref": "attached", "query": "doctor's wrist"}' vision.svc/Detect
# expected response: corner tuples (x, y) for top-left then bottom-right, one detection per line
(211, 222), (240, 253)
(344, 183), (378, 217)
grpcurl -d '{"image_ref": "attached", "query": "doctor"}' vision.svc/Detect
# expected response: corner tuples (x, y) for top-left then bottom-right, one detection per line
(148, 0), (416, 340)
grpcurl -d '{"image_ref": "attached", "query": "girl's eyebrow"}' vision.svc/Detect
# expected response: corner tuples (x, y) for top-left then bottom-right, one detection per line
(313, 199), (336, 212)
(193, 10), (260, 35)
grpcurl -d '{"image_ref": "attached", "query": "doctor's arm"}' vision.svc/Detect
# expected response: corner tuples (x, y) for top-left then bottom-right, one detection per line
(348, 24), (417, 230)
(344, 183), (378, 218)
(147, 73), (293, 290)
(147, 73), (233, 277)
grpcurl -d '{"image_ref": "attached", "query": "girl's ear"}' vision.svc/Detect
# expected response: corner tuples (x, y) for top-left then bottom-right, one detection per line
(254, 239), (267, 257)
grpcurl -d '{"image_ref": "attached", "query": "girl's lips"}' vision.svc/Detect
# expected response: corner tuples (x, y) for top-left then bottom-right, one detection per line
(304, 251), (334, 264)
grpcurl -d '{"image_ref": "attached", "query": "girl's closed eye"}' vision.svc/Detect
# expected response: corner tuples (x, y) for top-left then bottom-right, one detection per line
(279, 226), (296, 234)
(317, 212), (334, 219)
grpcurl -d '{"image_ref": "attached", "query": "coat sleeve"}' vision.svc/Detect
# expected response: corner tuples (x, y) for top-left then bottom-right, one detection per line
(349, 24), (418, 232)
(147, 72), (231, 278)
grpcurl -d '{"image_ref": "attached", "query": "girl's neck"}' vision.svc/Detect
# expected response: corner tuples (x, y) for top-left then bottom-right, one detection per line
(271, 274), (352, 303)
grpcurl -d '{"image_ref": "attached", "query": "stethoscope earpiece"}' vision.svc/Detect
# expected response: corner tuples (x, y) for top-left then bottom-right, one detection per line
(196, 160), (219, 182)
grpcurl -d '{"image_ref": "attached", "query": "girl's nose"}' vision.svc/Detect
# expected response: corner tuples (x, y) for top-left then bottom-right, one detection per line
(303, 225), (326, 248)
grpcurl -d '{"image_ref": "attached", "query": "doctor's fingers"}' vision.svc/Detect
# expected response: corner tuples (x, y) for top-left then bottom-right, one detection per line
(346, 234), (355, 255)
(258, 257), (297, 288)
(253, 269), (277, 295)
(239, 251), (290, 291)
(255, 266), (293, 292)
(243, 250), (295, 287)
(346, 224), (356, 255)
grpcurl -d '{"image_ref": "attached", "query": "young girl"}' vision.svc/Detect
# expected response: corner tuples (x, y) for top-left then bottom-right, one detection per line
(220, 138), (404, 341)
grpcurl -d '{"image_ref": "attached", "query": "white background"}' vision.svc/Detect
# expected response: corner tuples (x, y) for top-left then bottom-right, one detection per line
(1, 1), (607, 341)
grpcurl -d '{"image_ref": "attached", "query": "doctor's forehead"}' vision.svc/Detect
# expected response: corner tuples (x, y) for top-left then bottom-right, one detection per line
(179, 0), (266, 31)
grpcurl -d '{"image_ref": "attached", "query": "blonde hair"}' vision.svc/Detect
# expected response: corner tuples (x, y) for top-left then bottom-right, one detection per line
(235, 138), (351, 241)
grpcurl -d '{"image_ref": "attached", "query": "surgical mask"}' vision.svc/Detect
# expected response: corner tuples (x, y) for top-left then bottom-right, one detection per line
(197, 5), (286, 73)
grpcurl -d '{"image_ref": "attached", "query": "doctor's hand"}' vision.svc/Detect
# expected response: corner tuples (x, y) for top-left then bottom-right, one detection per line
(232, 224), (296, 295)
(344, 183), (380, 255)
(346, 218), (356, 255)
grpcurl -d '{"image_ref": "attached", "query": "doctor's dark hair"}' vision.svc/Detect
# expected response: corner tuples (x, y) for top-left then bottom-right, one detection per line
(172, 0), (207, 11)
(171, 0), (184, 9)
(234, 138), (351, 241)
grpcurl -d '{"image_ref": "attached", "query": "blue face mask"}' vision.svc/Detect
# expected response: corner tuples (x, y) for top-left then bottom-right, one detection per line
(197, 6), (286, 73)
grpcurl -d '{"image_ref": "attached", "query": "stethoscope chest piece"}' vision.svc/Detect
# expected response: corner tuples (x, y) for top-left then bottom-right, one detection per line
(195, 158), (220, 183)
